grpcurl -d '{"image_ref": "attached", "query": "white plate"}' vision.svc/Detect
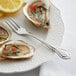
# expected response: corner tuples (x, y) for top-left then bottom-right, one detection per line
(0, 0), (64, 73)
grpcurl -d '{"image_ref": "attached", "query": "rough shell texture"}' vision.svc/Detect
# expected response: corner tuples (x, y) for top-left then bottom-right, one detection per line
(23, 0), (51, 29)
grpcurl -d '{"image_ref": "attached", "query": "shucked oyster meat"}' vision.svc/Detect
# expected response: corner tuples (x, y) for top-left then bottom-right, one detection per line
(0, 40), (35, 60)
(23, 0), (51, 29)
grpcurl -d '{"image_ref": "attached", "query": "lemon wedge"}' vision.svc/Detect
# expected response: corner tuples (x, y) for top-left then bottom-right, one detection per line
(0, 0), (26, 13)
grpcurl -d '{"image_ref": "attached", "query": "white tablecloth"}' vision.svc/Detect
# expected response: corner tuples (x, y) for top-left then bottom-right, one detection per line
(0, 0), (76, 76)
(40, 0), (76, 76)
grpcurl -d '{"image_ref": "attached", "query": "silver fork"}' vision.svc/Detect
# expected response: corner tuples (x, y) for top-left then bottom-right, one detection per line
(5, 17), (71, 59)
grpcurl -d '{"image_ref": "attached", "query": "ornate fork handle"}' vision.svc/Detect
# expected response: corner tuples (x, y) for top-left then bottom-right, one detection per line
(26, 33), (71, 59)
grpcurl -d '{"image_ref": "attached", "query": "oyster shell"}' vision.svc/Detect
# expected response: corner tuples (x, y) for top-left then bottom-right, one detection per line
(0, 22), (12, 45)
(0, 40), (35, 60)
(23, 0), (51, 29)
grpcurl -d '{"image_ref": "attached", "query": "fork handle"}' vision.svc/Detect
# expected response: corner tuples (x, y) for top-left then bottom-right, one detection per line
(27, 34), (71, 59)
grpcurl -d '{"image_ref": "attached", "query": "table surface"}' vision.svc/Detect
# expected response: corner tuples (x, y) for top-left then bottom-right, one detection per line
(0, 0), (76, 76)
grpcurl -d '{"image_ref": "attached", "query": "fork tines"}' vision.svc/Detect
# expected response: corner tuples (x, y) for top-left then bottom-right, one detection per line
(5, 17), (20, 31)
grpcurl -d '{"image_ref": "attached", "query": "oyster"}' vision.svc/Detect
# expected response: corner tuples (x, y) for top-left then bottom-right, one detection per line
(23, 0), (51, 29)
(0, 40), (35, 60)
(0, 22), (12, 45)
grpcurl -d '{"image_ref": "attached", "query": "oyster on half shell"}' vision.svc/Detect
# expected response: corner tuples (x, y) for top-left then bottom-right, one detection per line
(0, 40), (35, 60)
(0, 22), (12, 45)
(23, 0), (51, 29)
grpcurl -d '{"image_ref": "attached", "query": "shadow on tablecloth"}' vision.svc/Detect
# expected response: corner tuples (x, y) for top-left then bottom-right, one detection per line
(0, 67), (40, 76)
